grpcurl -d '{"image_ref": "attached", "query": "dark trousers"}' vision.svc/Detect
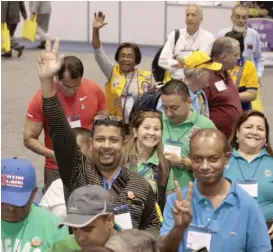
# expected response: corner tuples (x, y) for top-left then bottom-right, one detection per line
(7, 23), (23, 51)
(42, 167), (60, 194)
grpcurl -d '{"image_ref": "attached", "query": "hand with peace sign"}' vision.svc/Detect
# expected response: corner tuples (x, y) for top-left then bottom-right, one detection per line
(93, 11), (108, 30)
(172, 180), (193, 228)
(37, 38), (64, 80)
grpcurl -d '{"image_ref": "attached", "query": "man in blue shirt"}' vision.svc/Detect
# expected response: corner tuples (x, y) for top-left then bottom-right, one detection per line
(161, 128), (271, 251)
(218, 5), (264, 79)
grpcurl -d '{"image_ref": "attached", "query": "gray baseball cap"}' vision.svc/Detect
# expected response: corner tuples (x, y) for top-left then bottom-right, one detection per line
(59, 185), (114, 228)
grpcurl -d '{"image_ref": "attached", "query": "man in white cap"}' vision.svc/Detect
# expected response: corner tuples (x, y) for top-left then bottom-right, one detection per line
(49, 183), (193, 252)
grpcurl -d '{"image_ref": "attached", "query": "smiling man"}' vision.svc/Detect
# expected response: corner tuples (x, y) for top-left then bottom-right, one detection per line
(161, 128), (272, 251)
(24, 56), (106, 194)
(38, 39), (161, 235)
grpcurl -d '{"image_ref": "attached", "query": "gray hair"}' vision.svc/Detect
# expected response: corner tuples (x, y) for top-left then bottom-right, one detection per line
(105, 229), (159, 252)
(186, 4), (203, 18)
(184, 68), (200, 79)
(211, 37), (239, 58)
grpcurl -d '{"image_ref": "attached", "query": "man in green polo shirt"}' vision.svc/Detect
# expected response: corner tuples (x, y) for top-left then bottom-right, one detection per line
(161, 79), (216, 188)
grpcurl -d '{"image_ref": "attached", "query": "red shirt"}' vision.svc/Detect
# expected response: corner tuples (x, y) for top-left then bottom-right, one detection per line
(26, 78), (105, 169)
(203, 72), (243, 139)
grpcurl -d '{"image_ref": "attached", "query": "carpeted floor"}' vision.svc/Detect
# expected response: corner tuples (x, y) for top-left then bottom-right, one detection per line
(2, 41), (273, 187)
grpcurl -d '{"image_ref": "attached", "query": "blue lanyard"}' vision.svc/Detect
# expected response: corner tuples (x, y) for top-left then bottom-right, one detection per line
(236, 157), (262, 181)
(137, 164), (153, 177)
(103, 168), (121, 190)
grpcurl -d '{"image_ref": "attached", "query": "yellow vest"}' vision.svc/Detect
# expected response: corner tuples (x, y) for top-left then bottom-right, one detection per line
(105, 65), (152, 118)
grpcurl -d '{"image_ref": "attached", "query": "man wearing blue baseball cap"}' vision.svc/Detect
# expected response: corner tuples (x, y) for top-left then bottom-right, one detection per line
(1, 157), (68, 252)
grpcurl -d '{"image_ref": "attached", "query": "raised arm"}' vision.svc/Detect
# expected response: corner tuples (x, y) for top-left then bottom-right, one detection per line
(92, 11), (114, 80)
(38, 39), (85, 186)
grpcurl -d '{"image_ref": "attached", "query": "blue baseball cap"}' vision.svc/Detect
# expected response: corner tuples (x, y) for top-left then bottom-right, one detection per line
(1, 157), (37, 207)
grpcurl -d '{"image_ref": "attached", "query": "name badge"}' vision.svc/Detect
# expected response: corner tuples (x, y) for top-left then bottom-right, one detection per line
(238, 180), (258, 198)
(164, 144), (181, 157)
(115, 212), (133, 230)
(186, 230), (211, 251)
(68, 115), (81, 128)
(215, 80), (227, 92)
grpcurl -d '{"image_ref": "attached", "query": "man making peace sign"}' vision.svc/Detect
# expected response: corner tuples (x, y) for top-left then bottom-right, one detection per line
(161, 128), (271, 251)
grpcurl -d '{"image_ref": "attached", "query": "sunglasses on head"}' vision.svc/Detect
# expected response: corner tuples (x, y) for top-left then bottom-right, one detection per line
(94, 115), (123, 122)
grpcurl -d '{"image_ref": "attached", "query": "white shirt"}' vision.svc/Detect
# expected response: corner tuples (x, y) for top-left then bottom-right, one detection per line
(39, 179), (66, 218)
(158, 28), (215, 79)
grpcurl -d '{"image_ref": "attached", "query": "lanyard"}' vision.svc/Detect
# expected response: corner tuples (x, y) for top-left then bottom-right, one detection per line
(59, 93), (78, 117)
(103, 168), (121, 190)
(183, 30), (200, 51)
(236, 157), (262, 181)
(137, 164), (154, 177)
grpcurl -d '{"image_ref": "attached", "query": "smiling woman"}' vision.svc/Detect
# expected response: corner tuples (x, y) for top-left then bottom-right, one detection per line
(92, 11), (152, 133)
(225, 110), (273, 242)
(123, 110), (174, 214)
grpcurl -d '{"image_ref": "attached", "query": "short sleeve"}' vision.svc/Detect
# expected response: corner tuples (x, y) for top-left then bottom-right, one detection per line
(26, 89), (44, 123)
(244, 61), (259, 90)
(96, 85), (106, 112)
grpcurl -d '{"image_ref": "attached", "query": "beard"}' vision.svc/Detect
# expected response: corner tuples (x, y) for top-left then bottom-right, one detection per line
(233, 24), (247, 33)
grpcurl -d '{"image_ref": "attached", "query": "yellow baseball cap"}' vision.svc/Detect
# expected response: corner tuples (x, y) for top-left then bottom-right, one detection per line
(184, 51), (222, 71)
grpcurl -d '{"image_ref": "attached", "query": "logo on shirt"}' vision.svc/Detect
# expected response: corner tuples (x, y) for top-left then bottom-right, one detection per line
(79, 96), (87, 101)
(31, 237), (43, 247)
(265, 169), (272, 177)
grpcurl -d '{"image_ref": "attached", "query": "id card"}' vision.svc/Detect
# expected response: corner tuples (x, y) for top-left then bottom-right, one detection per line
(115, 212), (133, 230)
(215, 80), (227, 92)
(186, 230), (212, 251)
(68, 115), (81, 128)
(164, 144), (182, 157)
(238, 181), (258, 198)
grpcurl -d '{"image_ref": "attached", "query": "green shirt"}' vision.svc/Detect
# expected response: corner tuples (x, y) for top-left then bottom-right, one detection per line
(162, 109), (215, 188)
(1, 204), (68, 252)
(47, 234), (80, 252)
(135, 150), (175, 194)
(48, 225), (122, 252)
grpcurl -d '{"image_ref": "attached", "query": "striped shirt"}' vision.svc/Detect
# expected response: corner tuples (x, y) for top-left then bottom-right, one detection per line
(43, 94), (161, 235)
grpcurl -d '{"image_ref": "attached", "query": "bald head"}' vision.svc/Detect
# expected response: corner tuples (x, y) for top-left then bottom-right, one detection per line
(186, 4), (203, 17)
(232, 4), (249, 16)
(190, 128), (231, 154)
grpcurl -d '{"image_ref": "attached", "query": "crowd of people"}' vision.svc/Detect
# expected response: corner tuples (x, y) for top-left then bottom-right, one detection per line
(2, 3), (273, 252)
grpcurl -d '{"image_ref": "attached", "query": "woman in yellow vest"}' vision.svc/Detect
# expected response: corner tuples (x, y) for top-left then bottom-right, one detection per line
(225, 31), (260, 111)
(92, 11), (152, 133)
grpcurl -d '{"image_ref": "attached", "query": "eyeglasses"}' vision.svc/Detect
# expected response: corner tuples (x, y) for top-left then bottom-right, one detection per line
(94, 115), (123, 122)
(59, 81), (81, 90)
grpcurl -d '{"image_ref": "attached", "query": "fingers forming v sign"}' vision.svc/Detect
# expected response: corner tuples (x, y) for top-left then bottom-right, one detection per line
(173, 180), (193, 228)
(37, 38), (64, 79)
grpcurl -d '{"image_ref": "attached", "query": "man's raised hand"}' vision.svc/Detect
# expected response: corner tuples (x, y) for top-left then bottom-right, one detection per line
(37, 38), (64, 80)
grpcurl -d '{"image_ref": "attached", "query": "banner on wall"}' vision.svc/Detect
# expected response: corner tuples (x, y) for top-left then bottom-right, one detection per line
(247, 18), (273, 67)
